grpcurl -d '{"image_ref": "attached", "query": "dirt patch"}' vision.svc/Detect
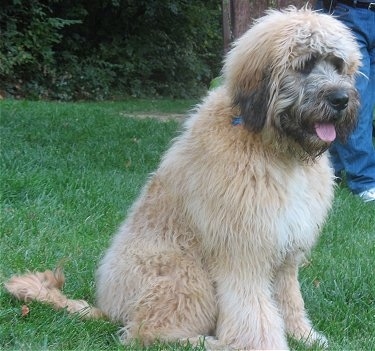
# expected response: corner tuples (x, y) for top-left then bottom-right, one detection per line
(120, 112), (187, 123)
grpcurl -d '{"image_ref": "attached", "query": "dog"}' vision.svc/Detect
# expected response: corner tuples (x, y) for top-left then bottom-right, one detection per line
(5, 7), (360, 350)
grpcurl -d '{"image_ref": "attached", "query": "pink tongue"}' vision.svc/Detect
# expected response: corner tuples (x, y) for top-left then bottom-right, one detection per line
(315, 123), (336, 142)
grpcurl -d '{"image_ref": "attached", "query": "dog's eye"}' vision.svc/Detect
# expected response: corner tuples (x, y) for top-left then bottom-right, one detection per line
(329, 57), (345, 73)
(298, 56), (317, 75)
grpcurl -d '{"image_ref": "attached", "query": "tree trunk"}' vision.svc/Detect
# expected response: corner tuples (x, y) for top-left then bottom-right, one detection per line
(222, 0), (232, 54)
(223, 0), (310, 51)
(231, 0), (252, 39)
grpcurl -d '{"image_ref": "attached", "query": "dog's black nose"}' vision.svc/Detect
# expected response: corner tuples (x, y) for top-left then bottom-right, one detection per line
(328, 91), (349, 111)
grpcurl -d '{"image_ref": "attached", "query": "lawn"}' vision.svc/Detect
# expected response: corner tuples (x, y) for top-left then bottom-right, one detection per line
(0, 99), (374, 350)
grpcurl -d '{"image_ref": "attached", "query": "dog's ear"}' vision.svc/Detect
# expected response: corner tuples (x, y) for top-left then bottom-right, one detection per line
(233, 74), (270, 133)
(222, 25), (273, 133)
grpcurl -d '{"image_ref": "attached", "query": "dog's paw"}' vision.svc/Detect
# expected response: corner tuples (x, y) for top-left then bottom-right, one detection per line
(180, 335), (233, 351)
(310, 331), (328, 349)
(296, 329), (328, 349)
(203, 336), (233, 351)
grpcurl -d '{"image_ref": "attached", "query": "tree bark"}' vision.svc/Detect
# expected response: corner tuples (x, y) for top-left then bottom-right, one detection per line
(231, 0), (252, 39)
(222, 0), (232, 54)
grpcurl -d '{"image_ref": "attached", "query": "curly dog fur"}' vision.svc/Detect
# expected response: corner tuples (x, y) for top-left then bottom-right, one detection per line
(6, 7), (360, 350)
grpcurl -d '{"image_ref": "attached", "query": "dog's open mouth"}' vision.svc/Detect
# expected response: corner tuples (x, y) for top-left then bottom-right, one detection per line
(314, 122), (336, 142)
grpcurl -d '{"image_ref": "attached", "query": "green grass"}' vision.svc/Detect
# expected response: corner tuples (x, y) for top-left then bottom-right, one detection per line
(0, 99), (374, 350)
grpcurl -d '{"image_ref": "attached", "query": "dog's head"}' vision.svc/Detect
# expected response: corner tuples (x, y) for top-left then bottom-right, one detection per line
(223, 7), (360, 158)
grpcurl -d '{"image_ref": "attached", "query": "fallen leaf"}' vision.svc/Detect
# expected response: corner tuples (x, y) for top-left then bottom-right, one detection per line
(21, 305), (30, 317)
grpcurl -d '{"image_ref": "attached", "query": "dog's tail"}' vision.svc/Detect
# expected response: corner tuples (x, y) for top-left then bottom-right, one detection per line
(4, 268), (105, 319)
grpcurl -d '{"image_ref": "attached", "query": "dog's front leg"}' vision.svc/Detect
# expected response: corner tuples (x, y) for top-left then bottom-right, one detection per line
(273, 256), (328, 348)
(214, 267), (289, 350)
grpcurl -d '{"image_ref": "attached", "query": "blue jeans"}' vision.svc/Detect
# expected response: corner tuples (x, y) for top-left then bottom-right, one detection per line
(316, 1), (375, 194)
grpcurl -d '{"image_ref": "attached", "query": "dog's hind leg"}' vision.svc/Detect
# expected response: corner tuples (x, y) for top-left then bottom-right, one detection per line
(5, 269), (105, 319)
(109, 252), (217, 346)
(273, 257), (328, 348)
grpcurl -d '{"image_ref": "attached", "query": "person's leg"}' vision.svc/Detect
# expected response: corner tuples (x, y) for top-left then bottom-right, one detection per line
(324, 6), (375, 194)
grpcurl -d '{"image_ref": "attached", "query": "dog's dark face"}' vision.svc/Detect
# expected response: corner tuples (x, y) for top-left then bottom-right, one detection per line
(272, 54), (359, 158)
(235, 53), (359, 159)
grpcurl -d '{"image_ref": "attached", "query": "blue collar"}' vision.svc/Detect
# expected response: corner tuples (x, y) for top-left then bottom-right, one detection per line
(231, 116), (244, 126)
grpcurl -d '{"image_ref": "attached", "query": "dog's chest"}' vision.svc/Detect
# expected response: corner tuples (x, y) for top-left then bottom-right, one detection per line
(272, 165), (333, 255)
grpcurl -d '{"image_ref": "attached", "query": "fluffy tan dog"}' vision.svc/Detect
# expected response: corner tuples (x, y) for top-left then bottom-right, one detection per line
(6, 7), (360, 350)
